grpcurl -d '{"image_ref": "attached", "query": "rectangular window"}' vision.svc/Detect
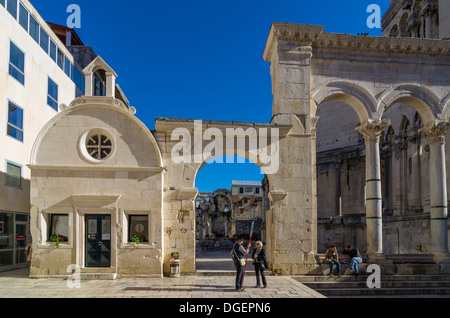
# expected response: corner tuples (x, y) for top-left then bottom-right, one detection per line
(94, 73), (106, 96)
(64, 56), (71, 77)
(255, 187), (260, 194)
(239, 187), (244, 194)
(49, 39), (56, 61)
(6, 161), (21, 188)
(18, 2), (28, 31)
(39, 27), (49, 53)
(49, 214), (69, 242)
(29, 15), (39, 43)
(128, 215), (149, 243)
(72, 64), (85, 95)
(7, 101), (23, 142)
(6, 0), (17, 19)
(9, 41), (25, 85)
(57, 49), (64, 70)
(47, 77), (58, 111)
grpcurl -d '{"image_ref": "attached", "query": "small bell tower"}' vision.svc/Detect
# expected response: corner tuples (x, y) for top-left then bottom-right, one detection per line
(83, 56), (118, 98)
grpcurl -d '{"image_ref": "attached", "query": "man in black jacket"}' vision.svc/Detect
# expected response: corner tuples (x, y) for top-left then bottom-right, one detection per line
(231, 236), (251, 291)
(342, 245), (362, 276)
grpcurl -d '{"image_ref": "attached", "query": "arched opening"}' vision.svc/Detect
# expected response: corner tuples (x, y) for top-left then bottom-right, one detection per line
(315, 98), (367, 253)
(194, 155), (269, 272)
(382, 126), (395, 213)
(381, 101), (430, 255)
(390, 24), (399, 37)
(399, 12), (410, 37)
(93, 69), (106, 96)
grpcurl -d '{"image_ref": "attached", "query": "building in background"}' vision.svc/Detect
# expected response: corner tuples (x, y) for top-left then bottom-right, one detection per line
(382, 0), (449, 39)
(0, 0), (87, 271)
(196, 180), (264, 243)
(0, 0), (130, 272)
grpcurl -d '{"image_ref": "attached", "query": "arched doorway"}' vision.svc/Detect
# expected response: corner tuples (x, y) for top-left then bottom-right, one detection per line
(194, 155), (269, 272)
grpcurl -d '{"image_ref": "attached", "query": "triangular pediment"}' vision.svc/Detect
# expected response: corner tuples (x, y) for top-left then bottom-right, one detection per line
(83, 55), (117, 77)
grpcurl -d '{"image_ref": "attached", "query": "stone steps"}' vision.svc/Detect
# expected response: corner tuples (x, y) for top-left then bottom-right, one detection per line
(311, 287), (450, 297)
(295, 274), (450, 298)
(297, 274), (450, 282)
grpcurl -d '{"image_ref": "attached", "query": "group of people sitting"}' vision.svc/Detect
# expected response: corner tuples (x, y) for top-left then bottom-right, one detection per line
(324, 245), (363, 277)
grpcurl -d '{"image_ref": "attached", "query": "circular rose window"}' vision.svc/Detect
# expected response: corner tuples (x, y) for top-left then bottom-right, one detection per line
(79, 129), (115, 163)
(86, 133), (112, 160)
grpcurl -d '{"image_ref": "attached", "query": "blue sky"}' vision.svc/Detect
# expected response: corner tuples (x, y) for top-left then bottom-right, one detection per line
(31, 0), (389, 192)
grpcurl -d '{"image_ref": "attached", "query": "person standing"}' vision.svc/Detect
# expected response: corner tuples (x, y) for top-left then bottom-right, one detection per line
(324, 245), (341, 277)
(252, 241), (268, 288)
(342, 245), (362, 276)
(231, 236), (251, 291)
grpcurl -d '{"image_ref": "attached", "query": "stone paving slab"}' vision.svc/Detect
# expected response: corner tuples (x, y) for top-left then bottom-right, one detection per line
(0, 268), (325, 299)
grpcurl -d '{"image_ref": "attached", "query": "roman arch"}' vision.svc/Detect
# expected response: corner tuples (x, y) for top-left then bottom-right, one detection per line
(153, 118), (320, 275)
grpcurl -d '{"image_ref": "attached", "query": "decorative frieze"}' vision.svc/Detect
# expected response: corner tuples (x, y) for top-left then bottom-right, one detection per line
(313, 32), (450, 56)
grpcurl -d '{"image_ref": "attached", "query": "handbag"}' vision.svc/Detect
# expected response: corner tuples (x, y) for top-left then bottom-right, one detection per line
(233, 244), (246, 266)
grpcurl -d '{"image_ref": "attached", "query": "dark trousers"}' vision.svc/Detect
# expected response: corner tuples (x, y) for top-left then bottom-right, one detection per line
(235, 263), (244, 290)
(255, 263), (267, 287)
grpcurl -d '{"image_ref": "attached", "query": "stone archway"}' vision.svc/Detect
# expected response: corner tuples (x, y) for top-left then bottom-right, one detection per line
(378, 89), (449, 262)
(154, 117), (318, 275)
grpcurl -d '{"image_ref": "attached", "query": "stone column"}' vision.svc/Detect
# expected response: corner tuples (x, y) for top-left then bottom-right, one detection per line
(357, 120), (389, 260)
(421, 122), (450, 263)
(425, 15), (433, 38)
(408, 133), (422, 211)
(334, 162), (342, 216)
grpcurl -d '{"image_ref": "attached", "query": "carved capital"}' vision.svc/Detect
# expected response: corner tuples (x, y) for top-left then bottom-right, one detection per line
(420, 121), (450, 145)
(356, 119), (390, 143)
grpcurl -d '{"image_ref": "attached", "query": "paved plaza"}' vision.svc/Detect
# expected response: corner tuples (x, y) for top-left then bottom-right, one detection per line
(0, 250), (325, 299)
(0, 268), (324, 299)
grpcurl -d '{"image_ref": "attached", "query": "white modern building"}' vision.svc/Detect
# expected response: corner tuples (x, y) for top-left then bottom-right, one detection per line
(0, 0), (85, 271)
(230, 180), (263, 197)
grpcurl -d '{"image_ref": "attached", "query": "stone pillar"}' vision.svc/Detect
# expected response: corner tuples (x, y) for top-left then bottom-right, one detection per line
(335, 162), (342, 216)
(408, 133), (422, 211)
(263, 23), (325, 274)
(425, 15), (433, 38)
(357, 120), (389, 260)
(105, 71), (116, 98)
(421, 122), (450, 263)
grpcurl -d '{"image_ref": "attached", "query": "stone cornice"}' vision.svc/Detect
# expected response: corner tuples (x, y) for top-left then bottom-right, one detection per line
(313, 32), (450, 56)
(63, 96), (137, 115)
(263, 23), (325, 62)
(263, 23), (450, 62)
(28, 165), (165, 173)
(154, 117), (292, 136)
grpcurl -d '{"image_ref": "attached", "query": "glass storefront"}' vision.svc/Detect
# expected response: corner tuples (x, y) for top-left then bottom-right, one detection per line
(0, 212), (30, 271)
